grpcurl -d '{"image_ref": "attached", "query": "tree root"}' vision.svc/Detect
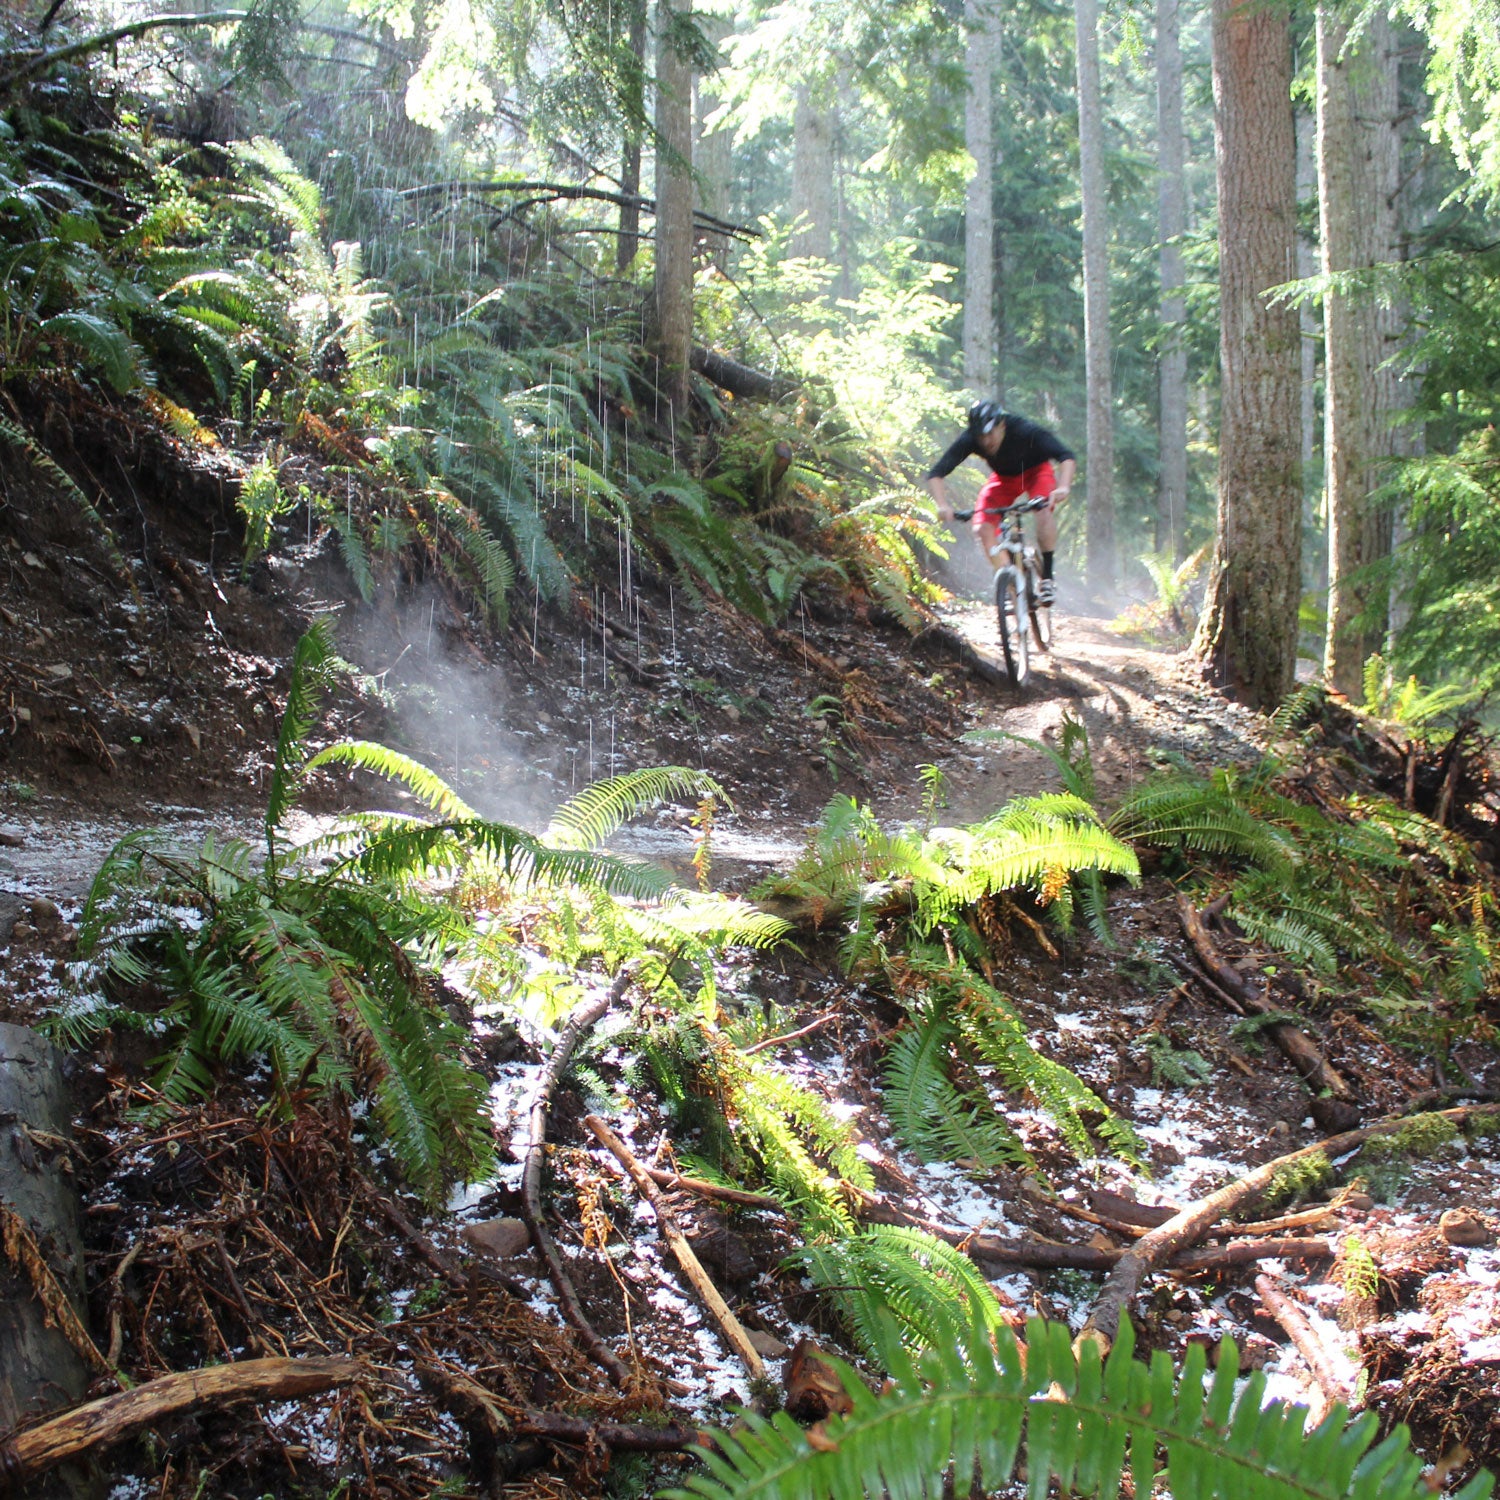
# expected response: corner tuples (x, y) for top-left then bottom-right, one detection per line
(521, 971), (636, 1388)
(1175, 893), (1353, 1101)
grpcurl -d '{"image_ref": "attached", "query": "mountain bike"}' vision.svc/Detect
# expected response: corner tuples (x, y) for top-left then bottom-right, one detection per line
(952, 495), (1053, 688)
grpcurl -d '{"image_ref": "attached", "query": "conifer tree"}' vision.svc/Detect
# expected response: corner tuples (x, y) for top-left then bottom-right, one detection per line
(1194, 0), (1301, 708)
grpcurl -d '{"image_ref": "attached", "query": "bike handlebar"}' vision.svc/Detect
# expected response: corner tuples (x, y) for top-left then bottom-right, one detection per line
(948, 494), (1052, 524)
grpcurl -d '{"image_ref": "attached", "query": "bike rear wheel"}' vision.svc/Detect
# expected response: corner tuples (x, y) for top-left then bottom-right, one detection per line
(1028, 568), (1053, 653)
(995, 570), (1029, 688)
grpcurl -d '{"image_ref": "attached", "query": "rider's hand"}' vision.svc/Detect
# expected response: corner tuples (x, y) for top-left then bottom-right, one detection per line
(1050, 486), (1070, 506)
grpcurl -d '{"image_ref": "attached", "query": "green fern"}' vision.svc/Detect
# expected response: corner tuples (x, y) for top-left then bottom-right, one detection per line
(788, 1228), (1009, 1355)
(48, 625), (749, 1203)
(265, 617), (345, 851)
(882, 1004), (1028, 1169)
(545, 767), (726, 850)
(673, 1312), (1494, 1500)
(1109, 771), (1295, 867)
(945, 965), (1143, 1165)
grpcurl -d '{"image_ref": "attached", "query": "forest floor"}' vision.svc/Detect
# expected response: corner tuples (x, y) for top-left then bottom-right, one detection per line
(3, 500), (1500, 1498)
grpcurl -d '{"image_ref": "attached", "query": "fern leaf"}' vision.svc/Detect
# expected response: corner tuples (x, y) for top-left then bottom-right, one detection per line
(671, 1312), (1493, 1500)
(789, 1228), (1009, 1356)
(0, 417), (131, 585)
(304, 741), (476, 819)
(266, 618), (343, 843)
(883, 1006), (1028, 1169)
(546, 767), (727, 851)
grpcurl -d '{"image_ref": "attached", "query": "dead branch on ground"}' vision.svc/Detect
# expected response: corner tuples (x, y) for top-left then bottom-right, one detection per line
(1076, 1102), (1500, 1354)
(583, 1114), (767, 1382)
(0, 1356), (361, 1486)
(521, 972), (636, 1387)
(1254, 1273), (1358, 1423)
(1176, 894), (1353, 1100)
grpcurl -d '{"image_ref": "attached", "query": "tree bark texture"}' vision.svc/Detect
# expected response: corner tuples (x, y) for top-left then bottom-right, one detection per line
(653, 0), (696, 426)
(1156, 0), (1188, 559)
(1194, 0), (1302, 709)
(0, 1024), (96, 1499)
(617, 0), (648, 271)
(964, 0), (998, 393)
(1076, 0), (1116, 590)
(1, 1028), (90, 1419)
(693, 15), (732, 270)
(790, 84), (834, 261)
(1295, 111), (1321, 496)
(1318, 5), (1402, 695)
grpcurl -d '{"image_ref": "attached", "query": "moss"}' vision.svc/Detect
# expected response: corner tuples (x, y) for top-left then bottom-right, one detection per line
(1361, 1112), (1460, 1162)
(1261, 1150), (1332, 1209)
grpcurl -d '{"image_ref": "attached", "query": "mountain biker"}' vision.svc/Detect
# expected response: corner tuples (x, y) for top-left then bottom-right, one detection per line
(925, 401), (1076, 606)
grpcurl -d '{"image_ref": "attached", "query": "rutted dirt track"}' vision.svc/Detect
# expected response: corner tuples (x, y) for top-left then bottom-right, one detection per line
(3, 546), (1500, 1495)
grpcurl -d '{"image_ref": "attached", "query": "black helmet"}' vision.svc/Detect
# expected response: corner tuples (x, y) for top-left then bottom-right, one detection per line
(967, 400), (1006, 438)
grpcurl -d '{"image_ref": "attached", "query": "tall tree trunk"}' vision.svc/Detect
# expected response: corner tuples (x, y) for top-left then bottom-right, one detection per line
(790, 84), (834, 260)
(1295, 110), (1320, 489)
(617, 0), (648, 272)
(693, 16), (731, 271)
(1193, 0), (1302, 709)
(964, 0), (997, 392)
(1156, 0), (1188, 558)
(1076, 0), (1116, 589)
(1318, 4), (1402, 695)
(653, 0), (695, 425)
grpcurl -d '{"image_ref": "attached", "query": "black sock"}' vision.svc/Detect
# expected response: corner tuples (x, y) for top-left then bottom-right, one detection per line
(1042, 551), (1055, 580)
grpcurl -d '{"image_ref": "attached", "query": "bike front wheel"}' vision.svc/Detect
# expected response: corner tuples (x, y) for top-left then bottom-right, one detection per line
(995, 570), (1029, 688)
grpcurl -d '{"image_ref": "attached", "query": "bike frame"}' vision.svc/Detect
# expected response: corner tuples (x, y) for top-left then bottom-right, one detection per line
(988, 496), (1048, 615)
(952, 495), (1051, 687)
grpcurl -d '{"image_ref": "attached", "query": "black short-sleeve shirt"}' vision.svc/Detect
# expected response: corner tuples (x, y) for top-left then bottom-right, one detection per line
(926, 415), (1076, 480)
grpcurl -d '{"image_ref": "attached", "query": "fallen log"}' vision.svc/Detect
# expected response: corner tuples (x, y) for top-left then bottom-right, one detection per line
(855, 1187), (1331, 1274)
(0, 1357), (361, 1488)
(583, 1115), (767, 1382)
(1091, 1191), (1178, 1229)
(1175, 894), (1353, 1101)
(1076, 1101), (1500, 1354)
(1174, 1237), (1334, 1273)
(521, 973), (636, 1387)
(1254, 1273), (1357, 1424)
(1212, 1202), (1338, 1238)
(690, 346), (796, 402)
(1051, 1198), (1151, 1239)
(519, 1408), (710, 1451)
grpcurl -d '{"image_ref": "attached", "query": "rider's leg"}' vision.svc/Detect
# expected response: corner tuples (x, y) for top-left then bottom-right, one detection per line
(977, 520), (1015, 571)
(974, 473), (1020, 571)
(1035, 502), (1058, 554)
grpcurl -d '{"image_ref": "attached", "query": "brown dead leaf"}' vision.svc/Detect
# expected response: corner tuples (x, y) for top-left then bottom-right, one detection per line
(805, 1422), (841, 1452)
(784, 1338), (854, 1422)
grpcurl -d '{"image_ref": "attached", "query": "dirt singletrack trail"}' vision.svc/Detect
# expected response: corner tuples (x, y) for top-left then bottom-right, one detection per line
(885, 596), (1270, 832)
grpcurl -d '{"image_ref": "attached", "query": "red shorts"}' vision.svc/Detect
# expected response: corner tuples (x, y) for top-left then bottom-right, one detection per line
(975, 463), (1056, 524)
